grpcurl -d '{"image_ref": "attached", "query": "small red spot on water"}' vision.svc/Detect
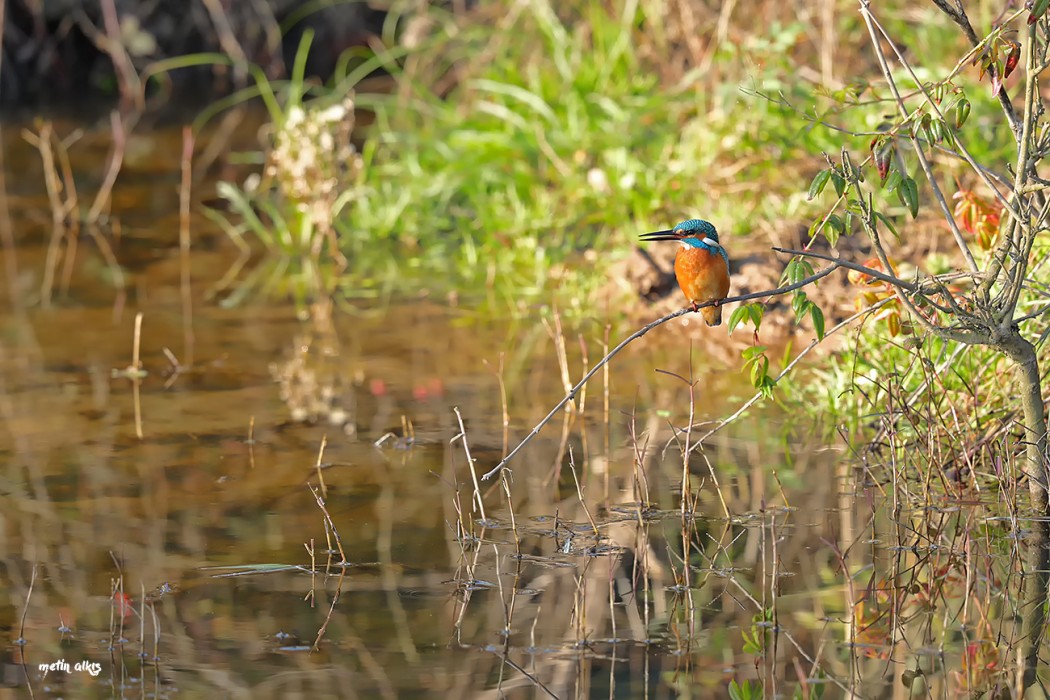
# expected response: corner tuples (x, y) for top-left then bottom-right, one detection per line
(113, 592), (134, 618)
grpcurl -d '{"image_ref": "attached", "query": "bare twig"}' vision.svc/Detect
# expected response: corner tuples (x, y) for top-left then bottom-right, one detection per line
(453, 406), (486, 520)
(179, 127), (195, 367)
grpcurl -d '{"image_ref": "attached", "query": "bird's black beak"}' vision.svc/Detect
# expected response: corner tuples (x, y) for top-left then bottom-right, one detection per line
(638, 229), (679, 242)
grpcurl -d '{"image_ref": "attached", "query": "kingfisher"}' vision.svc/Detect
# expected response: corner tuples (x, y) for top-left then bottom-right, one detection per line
(640, 219), (731, 326)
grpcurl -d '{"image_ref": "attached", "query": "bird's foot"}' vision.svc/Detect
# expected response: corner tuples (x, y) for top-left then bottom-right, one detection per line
(690, 301), (700, 313)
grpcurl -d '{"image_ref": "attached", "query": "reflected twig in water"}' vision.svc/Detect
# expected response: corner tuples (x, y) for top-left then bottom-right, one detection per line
(309, 483), (349, 652)
(304, 539), (316, 607)
(15, 562), (36, 646)
(308, 483), (346, 565)
(314, 434), (328, 499)
(246, 415), (256, 470)
(567, 446), (598, 538)
(87, 111), (135, 225)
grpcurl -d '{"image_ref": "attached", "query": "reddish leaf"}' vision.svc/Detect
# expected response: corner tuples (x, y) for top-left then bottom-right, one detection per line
(1004, 42), (1021, 79)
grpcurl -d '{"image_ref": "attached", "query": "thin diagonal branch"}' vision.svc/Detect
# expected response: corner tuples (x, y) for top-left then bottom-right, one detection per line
(479, 261), (841, 480)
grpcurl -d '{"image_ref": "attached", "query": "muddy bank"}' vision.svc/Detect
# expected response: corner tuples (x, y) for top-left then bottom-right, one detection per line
(3, 1), (388, 107)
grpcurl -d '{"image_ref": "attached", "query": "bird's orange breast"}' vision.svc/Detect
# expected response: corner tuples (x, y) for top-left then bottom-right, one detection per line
(674, 245), (731, 325)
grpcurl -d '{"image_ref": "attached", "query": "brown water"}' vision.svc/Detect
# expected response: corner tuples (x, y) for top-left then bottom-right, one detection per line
(0, 118), (1031, 699)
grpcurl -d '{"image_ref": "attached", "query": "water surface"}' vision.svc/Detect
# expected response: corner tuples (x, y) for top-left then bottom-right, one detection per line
(0, 117), (1026, 698)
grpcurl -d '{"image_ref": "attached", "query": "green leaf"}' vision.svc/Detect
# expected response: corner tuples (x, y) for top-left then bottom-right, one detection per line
(884, 169), (902, 192)
(940, 122), (956, 148)
(730, 680), (760, 700)
(810, 304), (825, 340)
(954, 98), (971, 129)
(807, 170), (832, 200)
(899, 176), (919, 218)
(875, 211), (901, 241)
(747, 302), (764, 331)
(790, 259), (806, 284)
(741, 345), (768, 362)
(830, 172), (846, 197)
(823, 214), (843, 247)
(730, 303), (764, 334)
(807, 217), (822, 239)
(727, 305), (749, 334)
(791, 291), (808, 316)
(1032, 0), (1050, 22)
(750, 354), (769, 387)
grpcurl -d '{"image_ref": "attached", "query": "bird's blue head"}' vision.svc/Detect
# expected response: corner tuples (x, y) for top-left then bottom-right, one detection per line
(639, 218), (721, 248)
(639, 218), (727, 265)
(672, 219), (718, 244)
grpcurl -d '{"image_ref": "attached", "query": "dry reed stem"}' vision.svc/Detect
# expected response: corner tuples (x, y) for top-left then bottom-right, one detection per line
(133, 312), (143, 439)
(311, 563), (349, 652)
(308, 483), (346, 564)
(247, 416), (256, 470)
(493, 353), (509, 456)
(22, 123), (66, 225)
(0, 124), (20, 309)
(566, 446), (598, 538)
(97, 0), (142, 108)
(87, 111), (133, 225)
(453, 406), (486, 521)
(16, 563), (36, 645)
(304, 539), (316, 605)
(602, 326), (611, 503)
(199, 0), (250, 85)
(314, 434), (328, 498)
(179, 126), (195, 367)
(138, 582), (146, 659)
(498, 469), (520, 555)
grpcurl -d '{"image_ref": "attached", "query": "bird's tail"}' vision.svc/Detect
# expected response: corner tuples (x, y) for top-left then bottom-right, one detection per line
(701, 305), (722, 327)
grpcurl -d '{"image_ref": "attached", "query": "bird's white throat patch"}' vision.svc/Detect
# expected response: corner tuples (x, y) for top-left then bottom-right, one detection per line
(679, 237), (721, 251)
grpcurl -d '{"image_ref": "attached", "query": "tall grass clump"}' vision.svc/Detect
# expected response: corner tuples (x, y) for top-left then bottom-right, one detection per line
(344, 0), (851, 307)
(198, 0), (906, 308)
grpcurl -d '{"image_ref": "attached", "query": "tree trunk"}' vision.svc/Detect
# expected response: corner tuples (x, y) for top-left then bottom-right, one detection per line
(1001, 333), (1049, 513)
(1001, 333), (1050, 688)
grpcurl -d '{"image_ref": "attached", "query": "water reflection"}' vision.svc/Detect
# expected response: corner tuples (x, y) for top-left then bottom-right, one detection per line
(0, 119), (1032, 698)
